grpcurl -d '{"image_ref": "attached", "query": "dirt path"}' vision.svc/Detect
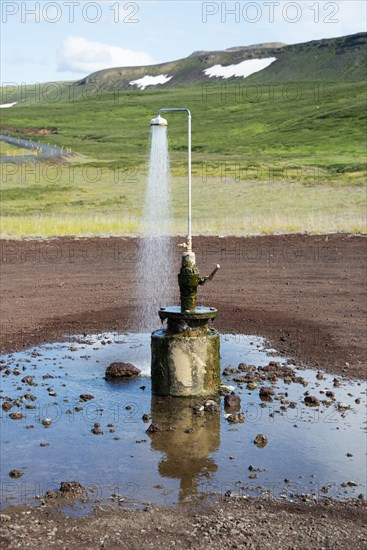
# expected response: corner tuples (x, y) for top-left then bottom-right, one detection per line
(1, 234), (366, 378)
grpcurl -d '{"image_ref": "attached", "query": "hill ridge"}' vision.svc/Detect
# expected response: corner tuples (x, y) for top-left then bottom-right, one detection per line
(76, 32), (366, 91)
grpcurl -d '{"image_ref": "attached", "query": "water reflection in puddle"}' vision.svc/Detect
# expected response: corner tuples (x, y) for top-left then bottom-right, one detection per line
(0, 333), (365, 511)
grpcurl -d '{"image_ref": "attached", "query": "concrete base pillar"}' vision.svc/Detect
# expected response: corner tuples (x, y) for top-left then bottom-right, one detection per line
(151, 328), (220, 397)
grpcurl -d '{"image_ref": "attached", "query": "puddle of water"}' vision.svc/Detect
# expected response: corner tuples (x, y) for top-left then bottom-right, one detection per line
(0, 333), (365, 511)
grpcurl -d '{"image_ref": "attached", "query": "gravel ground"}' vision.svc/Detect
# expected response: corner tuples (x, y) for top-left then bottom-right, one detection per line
(1, 496), (366, 549)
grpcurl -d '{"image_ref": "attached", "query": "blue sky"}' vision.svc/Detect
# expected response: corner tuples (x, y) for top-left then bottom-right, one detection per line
(1, 1), (366, 84)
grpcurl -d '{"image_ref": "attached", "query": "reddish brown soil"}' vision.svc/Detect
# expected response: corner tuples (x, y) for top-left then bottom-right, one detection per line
(1, 234), (366, 548)
(1, 234), (366, 379)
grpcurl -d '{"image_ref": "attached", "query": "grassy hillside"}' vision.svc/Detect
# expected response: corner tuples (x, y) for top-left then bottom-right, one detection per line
(0, 33), (366, 238)
(1, 80), (365, 175)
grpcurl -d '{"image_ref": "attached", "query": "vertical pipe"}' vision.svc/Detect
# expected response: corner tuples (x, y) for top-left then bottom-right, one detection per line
(187, 113), (192, 252)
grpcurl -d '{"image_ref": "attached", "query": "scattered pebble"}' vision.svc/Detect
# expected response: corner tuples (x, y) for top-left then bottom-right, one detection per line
(9, 412), (24, 420)
(254, 434), (268, 448)
(304, 395), (320, 406)
(9, 469), (24, 478)
(80, 394), (94, 402)
(91, 423), (103, 435)
(42, 418), (52, 427)
(146, 423), (162, 434)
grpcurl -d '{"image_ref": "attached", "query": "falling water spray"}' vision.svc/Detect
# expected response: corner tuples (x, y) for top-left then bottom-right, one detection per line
(135, 122), (175, 331)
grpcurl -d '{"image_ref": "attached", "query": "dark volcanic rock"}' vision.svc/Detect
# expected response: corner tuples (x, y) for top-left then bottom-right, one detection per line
(91, 422), (103, 435)
(9, 470), (24, 478)
(80, 394), (94, 401)
(9, 412), (24, 420)
(224, 394), (241, 408)
(45, 481), (84, 500)
(254, 434), (268, 448)
(247, 380), (258, 390)
(260, 364), (278, 373)
(204, 400), (220, 412)
(59, 481), (84, 495)
(304, 395), (320, 406)
(105, 363), (141, 379)
(226, 413), (245, 424)
(146, 423), (162, 434)
(222, 367), (238, 376)
(232, 375), (248, 383)
(259, 387), (275, 399)
(21, 375), (35, 385)
(237, 363), (248, 372)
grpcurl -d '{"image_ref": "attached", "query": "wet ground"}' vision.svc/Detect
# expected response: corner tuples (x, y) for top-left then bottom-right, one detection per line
(1, 235), (366, 380)
(1, 332), (365, 512)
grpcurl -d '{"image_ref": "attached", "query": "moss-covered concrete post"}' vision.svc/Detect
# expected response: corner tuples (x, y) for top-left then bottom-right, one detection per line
(151, 251), (221, 397)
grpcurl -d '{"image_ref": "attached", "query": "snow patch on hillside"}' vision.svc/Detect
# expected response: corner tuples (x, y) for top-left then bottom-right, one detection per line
(129, 74), (172, 90)
(204, 58), (277, 79)
(0, 102), (17, 108)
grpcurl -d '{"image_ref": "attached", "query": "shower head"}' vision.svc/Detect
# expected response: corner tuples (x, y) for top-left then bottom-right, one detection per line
(150, 115), (168, 126)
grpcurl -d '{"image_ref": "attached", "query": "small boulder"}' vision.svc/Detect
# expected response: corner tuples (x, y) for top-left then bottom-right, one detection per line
(222, 367), (238, 376)
(59, 481), (84, 495)
(259, 386), (275, 399)
(146, 423), (162, 434)
(261, 364), (278, 373)
(105, 362), (141, 380)
(204, 400), (220, 412)
(224, 394), (241, 408)
(45, 481), (84, 500)
(304, 395), (320, 406)
(237, 363), (248, 372)
(254, 434), (268, 448)
(91, 422), (103, 435)
(42, 418), (52, 427)
(21, 375), (35, 386)
(9, 412), (24, 420)
(80, 394), (94, 402)
(247, 380), (258, 391)
(226, 413), (245, 424)
(2, 401), (12, 411)
(9, 470), (24, 478)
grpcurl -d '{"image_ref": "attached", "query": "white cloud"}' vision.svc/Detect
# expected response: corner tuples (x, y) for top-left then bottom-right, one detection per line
(57, 36), (154, 74)
(129, 74), (173, 90)
(204, 58), (277, 79)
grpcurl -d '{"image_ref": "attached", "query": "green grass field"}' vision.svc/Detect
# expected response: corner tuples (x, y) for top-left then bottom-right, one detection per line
(0, 80), (366, 238)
